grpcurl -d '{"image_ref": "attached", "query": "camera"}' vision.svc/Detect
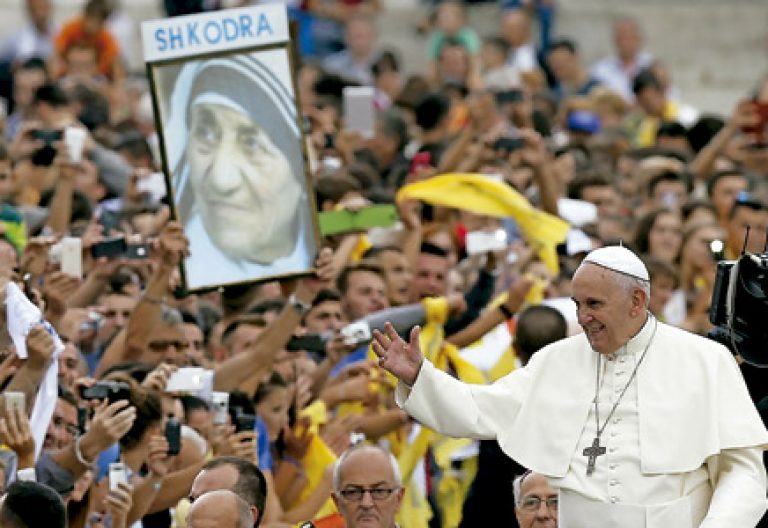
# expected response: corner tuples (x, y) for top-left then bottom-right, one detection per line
(708, 250), (768, 366)
(30, 129), (63, 166)
(340, 321), (372, 346)
(81, 381), (132, 403)
(229, 406), (256, 433)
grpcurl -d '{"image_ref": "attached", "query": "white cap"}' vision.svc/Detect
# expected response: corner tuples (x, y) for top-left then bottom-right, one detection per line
(581, 245), (649, 281)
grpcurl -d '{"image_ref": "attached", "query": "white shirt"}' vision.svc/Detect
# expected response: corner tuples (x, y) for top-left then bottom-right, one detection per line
(591, 52), (653, 102)
(507, 43), (537, 73)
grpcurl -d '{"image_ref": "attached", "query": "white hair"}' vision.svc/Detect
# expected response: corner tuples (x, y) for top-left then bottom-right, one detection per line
(611, 270), (651, 309)
(512, 471), (530, 505)
(332, 444), (402, 492)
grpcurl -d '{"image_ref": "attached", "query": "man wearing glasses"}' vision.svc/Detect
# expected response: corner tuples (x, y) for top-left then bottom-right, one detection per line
(514, 471), (558, 528)
(331, 444), (404, 528)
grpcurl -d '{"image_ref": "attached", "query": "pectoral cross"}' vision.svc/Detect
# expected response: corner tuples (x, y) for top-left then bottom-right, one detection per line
(583, 436), (606, 476)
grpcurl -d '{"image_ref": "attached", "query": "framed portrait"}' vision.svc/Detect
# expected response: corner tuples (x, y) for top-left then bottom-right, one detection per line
(142, 5), (320, 292)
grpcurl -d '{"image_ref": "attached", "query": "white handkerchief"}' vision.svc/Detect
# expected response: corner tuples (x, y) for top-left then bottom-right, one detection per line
(5, 282), (64, 460)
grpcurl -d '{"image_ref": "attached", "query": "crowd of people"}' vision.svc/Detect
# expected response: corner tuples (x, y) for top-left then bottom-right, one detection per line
(0, 0), (765, 527)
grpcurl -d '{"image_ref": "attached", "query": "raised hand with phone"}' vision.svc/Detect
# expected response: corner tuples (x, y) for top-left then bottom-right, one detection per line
(0, 402), (36, 469)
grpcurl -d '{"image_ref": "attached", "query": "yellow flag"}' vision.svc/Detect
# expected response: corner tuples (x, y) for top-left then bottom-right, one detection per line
(396, 173), (570, 273)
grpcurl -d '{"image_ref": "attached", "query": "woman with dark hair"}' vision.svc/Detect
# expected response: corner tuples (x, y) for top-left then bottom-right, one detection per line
(159, 51), (317, 289)
(633, 207), (682, 264)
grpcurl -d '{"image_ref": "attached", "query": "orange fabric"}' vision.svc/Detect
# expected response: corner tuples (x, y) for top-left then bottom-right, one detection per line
(311, 512), (346, 528)
(54, 18), (120, 77)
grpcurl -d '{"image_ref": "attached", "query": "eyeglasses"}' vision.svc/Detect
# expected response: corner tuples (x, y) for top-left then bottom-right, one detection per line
(519, 496), (558, 512)
(338, 486), (400, 502)
(148, 340), (189, 351)
(52, 416), (79, 436)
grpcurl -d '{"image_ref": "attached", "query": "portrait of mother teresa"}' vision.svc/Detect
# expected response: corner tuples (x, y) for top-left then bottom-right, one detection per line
(161, 52), (317, 290)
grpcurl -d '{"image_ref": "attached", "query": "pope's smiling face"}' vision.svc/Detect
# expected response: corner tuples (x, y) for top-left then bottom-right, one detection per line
(571, 263), (645, 354)
(186, 102), (301, 263)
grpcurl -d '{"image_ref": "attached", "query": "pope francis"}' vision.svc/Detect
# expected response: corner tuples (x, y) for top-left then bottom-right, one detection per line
(372, 246), (768, 527)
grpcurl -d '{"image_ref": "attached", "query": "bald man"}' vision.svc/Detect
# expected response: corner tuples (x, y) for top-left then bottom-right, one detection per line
(331, 444), (404, 528)
(187, 490), (252, 528)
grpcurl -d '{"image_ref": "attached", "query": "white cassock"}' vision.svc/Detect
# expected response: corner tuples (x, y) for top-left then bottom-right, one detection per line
(396, 316), (768, 527)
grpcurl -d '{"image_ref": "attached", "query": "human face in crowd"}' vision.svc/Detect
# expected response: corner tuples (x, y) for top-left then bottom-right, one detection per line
(183, 322), (206, 365)
(581, 184), (622, 218)
(375, 250), (413, 306)
(727, 205), (768, 255)
(345, 18), (377, 59)
(546, 48), (578, 83)
(304, 300), (346, 333)
(186, 406), (213, 441)
(44, 398), (78, 450)
(710, 174), (747, 222)
(332, 448), (404, 528)
(411, 254), (449, 301)
(186, 103), (300, 263)
(57, 342), (80, 390)
(682, 224), (725, 273)
(636, 86), (665, 117)
(515, 473), (558, 528)
(26, 0), (51, 30)
(648, 211), (682, 263)
(65, 45), (99, 79)
(13, 67), (46, 110)
(98, 293), (136, 342)
(255, 386), (290, 442)
(649, 273), (676, 318)
(571, 263), (646, 355)
(228, 324), (264, 358)
(500, 9), (531, 48)
(613, 18), (643, 62)
(438, 45), (471, 84)
(342, 270), (388, 320)
(651, 180), (687, 211)
(141, 322), (188, 366)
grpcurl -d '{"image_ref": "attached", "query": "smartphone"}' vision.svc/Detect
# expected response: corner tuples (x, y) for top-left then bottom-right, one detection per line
(81, 380), (131, 403)
(343, 86), (375, 139)
(5, 392), (25, 413)
(109, 462), (127, 491)
(165, 367), (209, 393)
(340, 321), (372, 346)
(466, 229), (508, 256)
(60, 237), (82, 279)
(286, 334), (327, 353)
(495, 89), (524, 105)
(31, 129), (63, 143)
(492, 137), (525, 153)
(234, 412), (256, 433)
(165, 415), (181, 456)
(211, 392), (230, 425)
(98, 209), (123, 235)
(91, 236), (127, 259)
(135, 172), (167, 203)
(125, 243), (150, 260)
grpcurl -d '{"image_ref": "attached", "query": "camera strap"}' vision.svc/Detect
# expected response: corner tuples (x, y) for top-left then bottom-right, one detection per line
(725, 259), (740, 353)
